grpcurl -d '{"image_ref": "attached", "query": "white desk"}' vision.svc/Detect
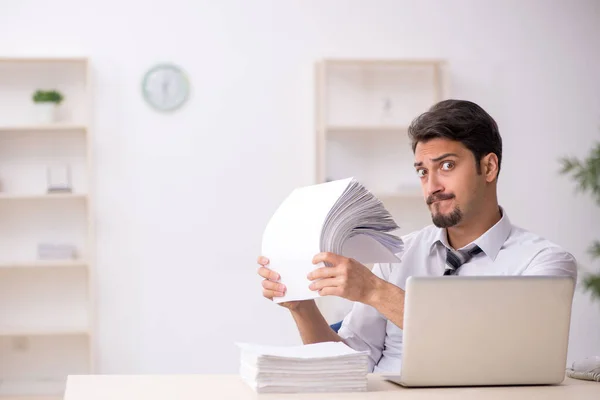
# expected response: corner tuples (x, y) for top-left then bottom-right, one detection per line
(64, 374), (599, 399)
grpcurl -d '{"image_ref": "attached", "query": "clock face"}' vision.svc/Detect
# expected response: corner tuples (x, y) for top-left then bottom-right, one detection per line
(142, 64), (190, 112)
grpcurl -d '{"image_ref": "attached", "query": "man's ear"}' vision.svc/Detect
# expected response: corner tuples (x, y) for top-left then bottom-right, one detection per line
(482, 153), (499, 182)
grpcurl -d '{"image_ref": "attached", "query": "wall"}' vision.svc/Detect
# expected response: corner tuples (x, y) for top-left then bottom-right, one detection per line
(0, 0), (598, 373)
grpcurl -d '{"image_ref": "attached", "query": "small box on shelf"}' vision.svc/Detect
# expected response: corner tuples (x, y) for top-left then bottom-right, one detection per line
(46, 165), (72, 194)
(36, 243), (78, 260)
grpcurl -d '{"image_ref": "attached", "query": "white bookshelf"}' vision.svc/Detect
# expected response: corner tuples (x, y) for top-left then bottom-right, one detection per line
(0, 57), (94, 399)
(314, 58), (448, 323)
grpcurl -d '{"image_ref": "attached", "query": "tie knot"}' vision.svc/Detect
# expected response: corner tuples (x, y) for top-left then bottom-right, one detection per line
(444, 245), (482, 275)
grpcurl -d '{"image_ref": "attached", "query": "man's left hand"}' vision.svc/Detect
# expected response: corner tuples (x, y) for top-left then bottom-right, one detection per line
(307, 252), (382, 305)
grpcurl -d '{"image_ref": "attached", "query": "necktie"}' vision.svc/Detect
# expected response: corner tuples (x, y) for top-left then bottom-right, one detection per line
(444, 245), (483, 275)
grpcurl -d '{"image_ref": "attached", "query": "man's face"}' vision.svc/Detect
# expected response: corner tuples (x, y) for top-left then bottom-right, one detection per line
(414, 138), (485, 228)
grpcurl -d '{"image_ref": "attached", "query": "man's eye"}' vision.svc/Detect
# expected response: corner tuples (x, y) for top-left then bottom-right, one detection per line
(416, 169), (427, 177)
(441, 161), (454, 171)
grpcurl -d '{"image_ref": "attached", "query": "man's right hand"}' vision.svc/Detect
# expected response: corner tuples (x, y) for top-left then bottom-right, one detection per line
(257, 256), (311, 311)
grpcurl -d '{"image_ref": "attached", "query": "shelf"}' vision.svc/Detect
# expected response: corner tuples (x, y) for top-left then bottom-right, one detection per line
(0, 54), (94, 390)
(374, 188), (423, 199)
(0, 193), (87, 201)
(0, 57), (88, 64)
(0, 124), (87, 133)
(323, 58), (445, 66)
(0, 379), (65, 398)
(326, 125), (409, 134)
(0, 396), (62, 400)
(0, 260), (87, 270)
(0, 326), (89, 337)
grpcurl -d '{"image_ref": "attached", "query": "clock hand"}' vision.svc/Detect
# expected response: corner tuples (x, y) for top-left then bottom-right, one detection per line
(162, 79), (170, 105)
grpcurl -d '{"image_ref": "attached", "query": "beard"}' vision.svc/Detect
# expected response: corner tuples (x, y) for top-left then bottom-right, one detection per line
(427, 192), (463, 228)
(431, 206), (463, 228)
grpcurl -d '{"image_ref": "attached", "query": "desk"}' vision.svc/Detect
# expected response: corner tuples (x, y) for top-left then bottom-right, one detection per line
(64, 374), (599, 400)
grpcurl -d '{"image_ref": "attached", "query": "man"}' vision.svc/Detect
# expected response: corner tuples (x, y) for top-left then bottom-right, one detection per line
(256, 99), (577, 372)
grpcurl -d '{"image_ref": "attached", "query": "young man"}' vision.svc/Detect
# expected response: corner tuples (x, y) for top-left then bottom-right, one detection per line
(256, 99), (577, 372)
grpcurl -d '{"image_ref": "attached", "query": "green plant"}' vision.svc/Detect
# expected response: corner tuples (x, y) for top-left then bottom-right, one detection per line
(560, 142), (600, 299)
(32, 90), (64, 104)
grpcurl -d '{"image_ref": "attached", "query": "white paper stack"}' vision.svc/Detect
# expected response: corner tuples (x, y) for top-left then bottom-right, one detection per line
(237, 341), (369, 393)
(262, 177), (403, 302)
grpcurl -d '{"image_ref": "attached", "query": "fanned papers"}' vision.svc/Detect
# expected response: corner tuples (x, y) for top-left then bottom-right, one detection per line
(262, 177), (403, 302)
(237, 341), (369, 393)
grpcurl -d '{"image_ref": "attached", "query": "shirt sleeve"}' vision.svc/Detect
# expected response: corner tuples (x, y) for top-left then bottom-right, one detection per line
(522, 246), (578, 280)
(337, 263), (391, 372)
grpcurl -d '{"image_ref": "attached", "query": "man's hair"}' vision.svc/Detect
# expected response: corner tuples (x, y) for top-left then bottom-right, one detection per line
(408, 99), (502, 176)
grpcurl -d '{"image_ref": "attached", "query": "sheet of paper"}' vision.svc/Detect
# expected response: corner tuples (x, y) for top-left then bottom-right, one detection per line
(341, 234), (402, 264)
(261, 179), (353, 302)
(236, 341), (364, 359)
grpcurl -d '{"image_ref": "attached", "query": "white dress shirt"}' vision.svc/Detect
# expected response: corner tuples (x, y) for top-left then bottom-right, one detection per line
(337, 208), (578, 373)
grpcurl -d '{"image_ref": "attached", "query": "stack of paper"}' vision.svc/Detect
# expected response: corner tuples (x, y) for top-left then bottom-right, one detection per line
(262, 177), (403, 302)
(237, 341), (369, 393)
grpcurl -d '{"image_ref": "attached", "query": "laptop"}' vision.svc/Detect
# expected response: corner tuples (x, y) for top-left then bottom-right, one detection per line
(383, 275), (575, 387)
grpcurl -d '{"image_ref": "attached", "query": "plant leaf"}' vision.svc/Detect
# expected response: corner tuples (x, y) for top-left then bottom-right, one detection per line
(583, 273), (600, 300)
(588, 240), (600, 260)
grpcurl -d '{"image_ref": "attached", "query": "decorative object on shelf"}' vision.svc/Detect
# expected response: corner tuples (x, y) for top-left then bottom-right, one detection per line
(32, 89), (64, 123)
(46, 165), (72, 193)
(380, 95), (394, 124)
(37, 243), (78, 260)
(142, 63), (190, 112)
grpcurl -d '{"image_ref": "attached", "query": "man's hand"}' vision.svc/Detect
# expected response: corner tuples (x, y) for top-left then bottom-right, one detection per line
(257, 256), (312, 311)
(307, 252), (407, 329)
(307, 252), (383, 306)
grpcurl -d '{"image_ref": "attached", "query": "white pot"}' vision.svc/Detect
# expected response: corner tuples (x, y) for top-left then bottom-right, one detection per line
(34, 103), (57, 124)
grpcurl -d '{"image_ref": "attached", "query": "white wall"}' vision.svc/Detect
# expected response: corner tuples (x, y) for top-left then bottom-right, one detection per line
(0, 0), (599, 373)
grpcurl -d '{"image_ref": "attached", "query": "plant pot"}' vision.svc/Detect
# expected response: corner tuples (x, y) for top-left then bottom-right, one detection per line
(34, 102), (58, 124)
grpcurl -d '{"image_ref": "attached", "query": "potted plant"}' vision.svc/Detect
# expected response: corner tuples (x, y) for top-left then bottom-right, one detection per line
(32, 89), (64, 123)
(559, 142), (600, 300)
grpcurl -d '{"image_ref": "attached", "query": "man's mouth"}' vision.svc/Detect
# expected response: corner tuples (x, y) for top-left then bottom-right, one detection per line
(427, 195), (454, 205)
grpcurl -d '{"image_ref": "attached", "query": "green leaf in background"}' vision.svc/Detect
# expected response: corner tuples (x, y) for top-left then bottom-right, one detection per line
(589, 240), (600, 260)
(559, 141), (600, 300)
(583, 274), (600, 301)
(32, 90), (64, 104)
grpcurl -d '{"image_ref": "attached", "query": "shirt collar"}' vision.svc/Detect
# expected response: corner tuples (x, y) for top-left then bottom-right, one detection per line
(430, 207), (512, 261)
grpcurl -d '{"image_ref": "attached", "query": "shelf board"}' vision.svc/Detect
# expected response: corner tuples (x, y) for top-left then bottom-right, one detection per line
(0, 124), (87, 133)
(326, 125), (409, 134)
(0, 326), (89, 337)
(0, 379), (65, 398)
(0, 56), (88, 63)
(0, 193), (87, 201)
(0, 397), (62, 400)
(0, 260), (87, 269)
(373, 188), (423, 199)
(323, 58), (445, 66)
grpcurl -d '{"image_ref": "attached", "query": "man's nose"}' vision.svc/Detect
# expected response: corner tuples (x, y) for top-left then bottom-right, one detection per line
(426, 173), (444, 196)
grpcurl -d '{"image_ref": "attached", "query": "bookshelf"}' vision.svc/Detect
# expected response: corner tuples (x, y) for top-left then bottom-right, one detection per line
(0, 57), (94, 399)
(314, 58), (448, 323)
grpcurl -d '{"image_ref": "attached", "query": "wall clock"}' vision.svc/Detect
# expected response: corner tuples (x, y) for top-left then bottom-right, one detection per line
(142, 63), (190, 112)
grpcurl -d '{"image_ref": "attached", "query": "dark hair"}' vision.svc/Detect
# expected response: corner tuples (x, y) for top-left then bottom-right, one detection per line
(408, 99), (502, 176)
